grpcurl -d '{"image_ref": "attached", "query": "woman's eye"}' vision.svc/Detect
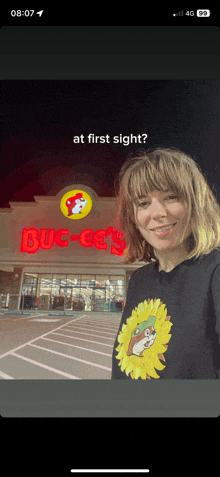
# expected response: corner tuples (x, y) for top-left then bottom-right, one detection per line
(138, 201), (149, 207)
(166, 195), (178, 201)
(137, 196), (178, 208)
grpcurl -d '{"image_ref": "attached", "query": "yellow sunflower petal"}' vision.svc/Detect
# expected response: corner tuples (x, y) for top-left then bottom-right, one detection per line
(125, 365), (133, 376)
(116, 349), (125, 360)
(117, 334), (123, 343)
(134, 367), (140, 379)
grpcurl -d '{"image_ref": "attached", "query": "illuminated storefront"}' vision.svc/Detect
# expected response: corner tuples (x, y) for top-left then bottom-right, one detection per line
(21, 273), (124, 312)
(0, 184), (143, 313)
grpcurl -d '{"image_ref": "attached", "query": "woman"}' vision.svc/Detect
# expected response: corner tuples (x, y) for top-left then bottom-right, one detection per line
(111, 148), (220, 379)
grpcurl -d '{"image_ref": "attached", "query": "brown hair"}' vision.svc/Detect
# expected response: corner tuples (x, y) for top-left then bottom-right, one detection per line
(114, 148), (220, 264)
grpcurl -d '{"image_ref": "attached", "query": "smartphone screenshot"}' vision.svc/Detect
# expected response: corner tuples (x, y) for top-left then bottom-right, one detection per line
(1, 10), (220, 476)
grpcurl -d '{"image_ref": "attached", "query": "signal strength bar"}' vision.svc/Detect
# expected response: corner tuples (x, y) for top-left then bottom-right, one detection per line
(173, 10), (184, 16)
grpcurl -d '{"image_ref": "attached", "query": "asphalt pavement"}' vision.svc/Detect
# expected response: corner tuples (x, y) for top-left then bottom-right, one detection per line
(0, 311), (122, 379)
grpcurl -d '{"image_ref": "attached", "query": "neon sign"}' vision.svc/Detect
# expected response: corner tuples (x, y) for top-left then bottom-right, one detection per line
(20, 227), (126, 255)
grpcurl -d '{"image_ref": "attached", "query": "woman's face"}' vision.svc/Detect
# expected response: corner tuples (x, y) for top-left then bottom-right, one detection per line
(133, 189), (191, 252)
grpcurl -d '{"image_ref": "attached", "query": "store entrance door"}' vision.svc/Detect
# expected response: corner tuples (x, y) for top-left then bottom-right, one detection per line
(20, 285), (37, 310)
(51, 287), (86, 311)
(52, 287), (72, 311)
(60, 287), (72, 311)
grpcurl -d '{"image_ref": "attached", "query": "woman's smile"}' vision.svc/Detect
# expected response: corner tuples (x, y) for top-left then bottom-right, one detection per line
(150, 223), (177, 237)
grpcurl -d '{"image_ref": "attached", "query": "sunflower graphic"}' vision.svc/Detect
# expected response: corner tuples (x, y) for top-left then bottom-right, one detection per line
(115, 298), (172, 379)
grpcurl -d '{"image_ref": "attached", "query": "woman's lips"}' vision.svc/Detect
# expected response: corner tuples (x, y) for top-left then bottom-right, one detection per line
(151, 223), (176, 237)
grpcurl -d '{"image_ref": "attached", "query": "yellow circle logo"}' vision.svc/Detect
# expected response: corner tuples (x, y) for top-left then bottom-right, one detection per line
(60, 190), (93, 220)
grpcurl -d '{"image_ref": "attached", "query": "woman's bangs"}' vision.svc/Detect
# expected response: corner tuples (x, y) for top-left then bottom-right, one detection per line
(128, 170), (149, 204)
(128, 164), (182, 203)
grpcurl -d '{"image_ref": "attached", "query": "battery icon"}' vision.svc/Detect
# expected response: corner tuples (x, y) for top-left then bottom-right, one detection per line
(197, 10), (211, 16)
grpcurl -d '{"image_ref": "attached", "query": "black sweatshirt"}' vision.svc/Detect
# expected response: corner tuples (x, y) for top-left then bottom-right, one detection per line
(111, 249), (220, 379)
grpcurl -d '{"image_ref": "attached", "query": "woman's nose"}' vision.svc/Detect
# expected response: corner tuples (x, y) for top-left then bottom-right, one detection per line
(150, 201), (167, 218)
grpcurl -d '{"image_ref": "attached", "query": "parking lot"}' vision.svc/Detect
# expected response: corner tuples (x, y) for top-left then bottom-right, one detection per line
(0, 311), (122, 379)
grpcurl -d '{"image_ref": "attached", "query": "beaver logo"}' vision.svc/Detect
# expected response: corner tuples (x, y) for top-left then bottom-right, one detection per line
(66, 193), (87, 216)
(60, 189), (93, 220)
(127, 316), (157, 357)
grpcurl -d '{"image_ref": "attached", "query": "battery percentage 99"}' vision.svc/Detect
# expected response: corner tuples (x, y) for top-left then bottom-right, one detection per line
(197, 10), (211, 16)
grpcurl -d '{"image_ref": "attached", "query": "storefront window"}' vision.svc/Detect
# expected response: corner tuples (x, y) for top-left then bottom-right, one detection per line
(23, 273), (38, 284)
(66, 276), (80, 286)
(20, 273), (124, 312)
(0, 293), (10, 308)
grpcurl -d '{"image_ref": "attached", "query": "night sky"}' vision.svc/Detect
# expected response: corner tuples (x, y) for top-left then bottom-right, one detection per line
(1, 79), (220, 208)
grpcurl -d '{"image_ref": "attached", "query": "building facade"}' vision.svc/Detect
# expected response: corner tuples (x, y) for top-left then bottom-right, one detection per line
(0, 184), (144, 313)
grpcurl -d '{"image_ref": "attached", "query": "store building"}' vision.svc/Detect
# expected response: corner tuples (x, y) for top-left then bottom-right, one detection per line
(0, 184), (144, 313)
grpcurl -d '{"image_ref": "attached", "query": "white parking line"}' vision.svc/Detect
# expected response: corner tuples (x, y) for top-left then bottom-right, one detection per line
(0, 315), (86, 359)
(80, 317), (121, 325)
(31, 319), (61, 322)
(56, 328), (114, 341)
(52, 331), (113, 347)
(42, 337), (112, 356)
(82, 316), (121, 321)
(22, 313), (48, 319)
(74, 320), (120, 331)
(0, 370), (14, 379)
(1, 314), (116, 378)
(0, 313), (58, 322)
(28, 343), (112, 371)
(64, 324), (117, 336)
(11, 352), (81, 379)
